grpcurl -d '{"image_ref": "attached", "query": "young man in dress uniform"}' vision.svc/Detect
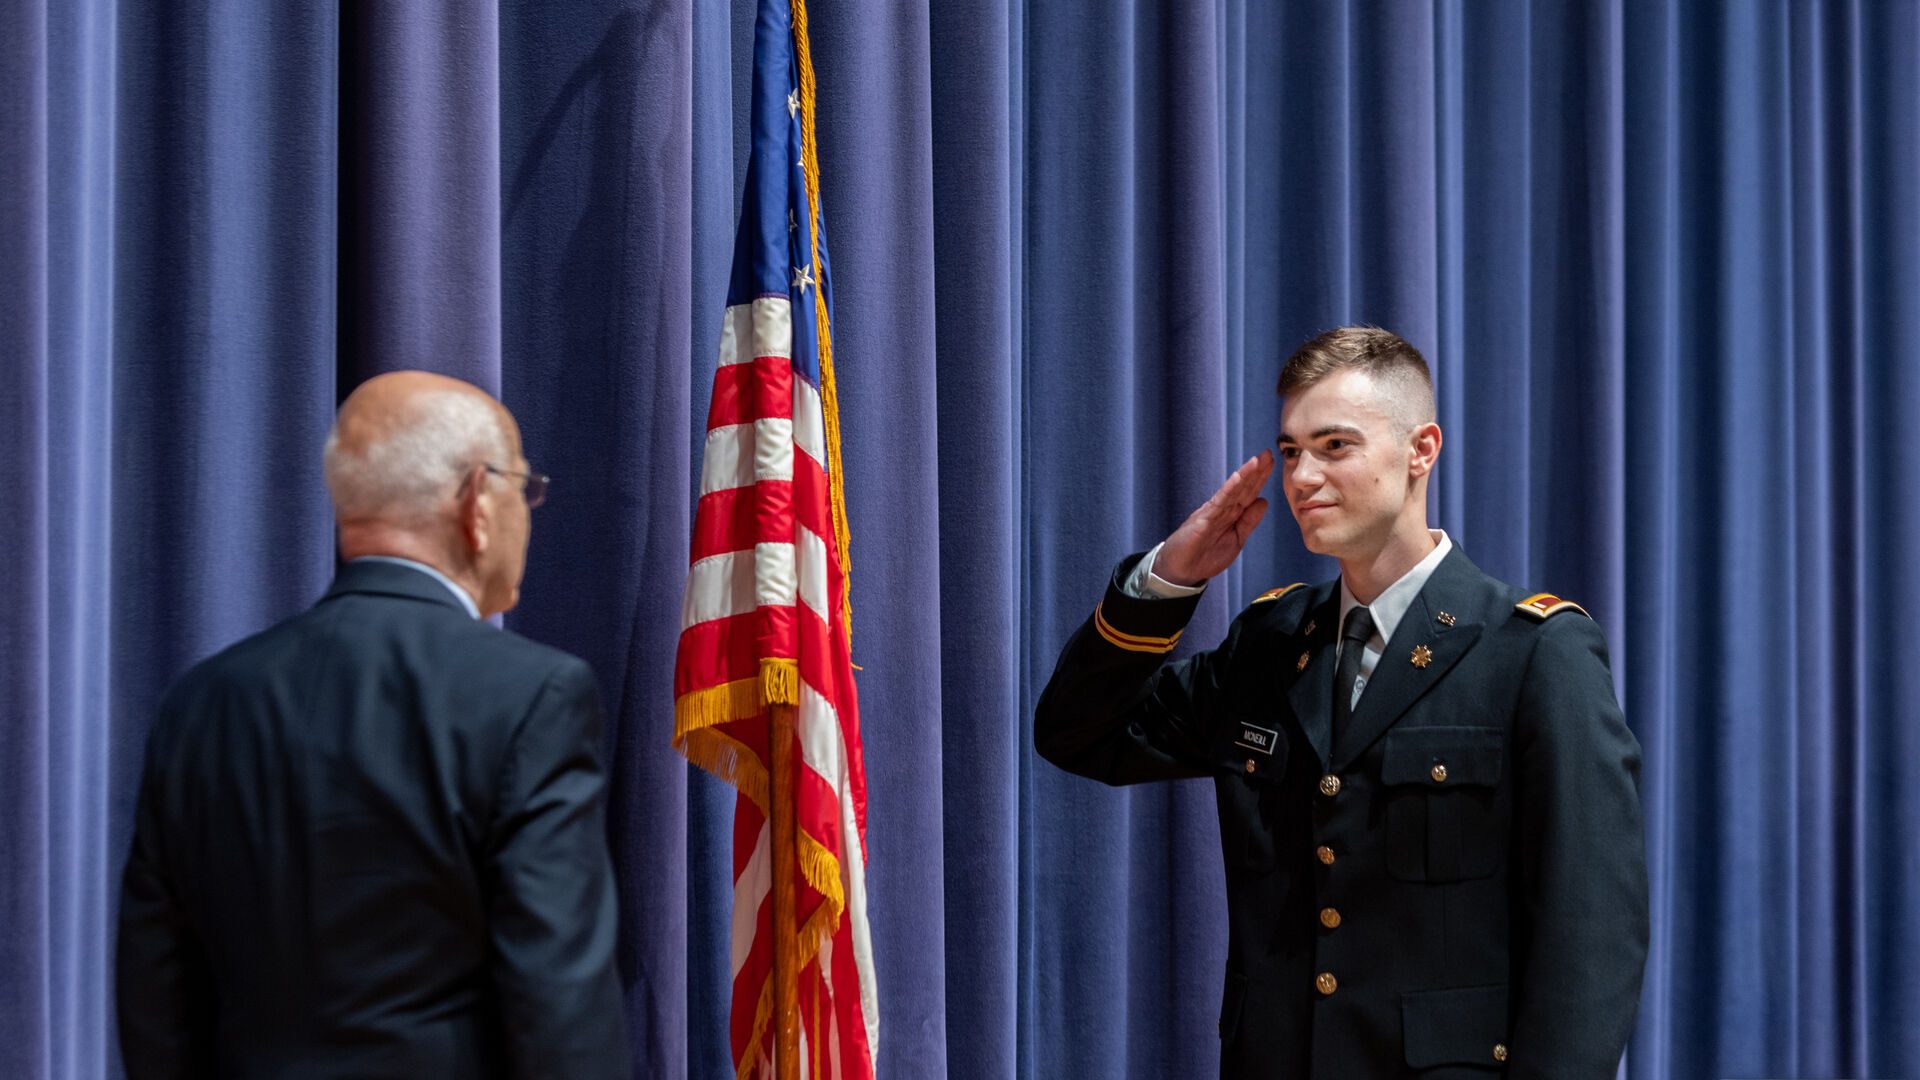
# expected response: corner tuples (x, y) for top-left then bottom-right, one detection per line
(1034, 327), (1648, 1078)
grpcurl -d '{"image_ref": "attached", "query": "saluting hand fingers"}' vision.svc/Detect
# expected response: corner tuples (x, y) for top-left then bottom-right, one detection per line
(1216, 451), (1274, 515)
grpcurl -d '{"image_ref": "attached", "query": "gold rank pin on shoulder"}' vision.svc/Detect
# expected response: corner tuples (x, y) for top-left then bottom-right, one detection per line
(1515, 592), (1591, 621)
(1251, 582), (1307, 605)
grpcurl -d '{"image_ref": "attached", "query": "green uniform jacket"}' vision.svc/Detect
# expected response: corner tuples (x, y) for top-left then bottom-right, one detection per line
(1034, 546), (1648, 1079)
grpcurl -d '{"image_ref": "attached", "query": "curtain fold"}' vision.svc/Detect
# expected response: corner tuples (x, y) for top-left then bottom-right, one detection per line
(1, 0), (114, 1075)
(925, 2), (1020, 1077)
(338, 0), (502, 389)
(2, 2), (1916, 1078)
(496, 2), (697, 1074)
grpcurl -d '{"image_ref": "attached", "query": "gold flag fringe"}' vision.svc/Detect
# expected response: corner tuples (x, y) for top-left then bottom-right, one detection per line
(675, 728), (769, 813)
(673, 676), (761, 738)
(730, 871), (846, 1080)
(790, 0), (855, 656)
(673, 657), (805, 814)
(797, 829), (846, 932)
(797, 901), (838, 982)
(759, 657), (800, 708)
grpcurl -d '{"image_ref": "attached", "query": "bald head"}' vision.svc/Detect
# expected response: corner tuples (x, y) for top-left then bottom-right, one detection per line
(324, 372), (512, 525)
(324, 372), (534, 617)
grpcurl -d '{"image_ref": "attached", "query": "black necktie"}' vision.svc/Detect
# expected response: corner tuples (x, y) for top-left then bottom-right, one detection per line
(1332, 605), (1375, 746)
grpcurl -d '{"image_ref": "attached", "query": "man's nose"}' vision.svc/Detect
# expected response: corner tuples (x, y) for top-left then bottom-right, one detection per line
(1290, 453), (1324, 487)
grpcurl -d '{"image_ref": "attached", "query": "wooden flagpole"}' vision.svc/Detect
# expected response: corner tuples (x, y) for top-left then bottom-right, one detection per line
(770, 704), (800, 1080)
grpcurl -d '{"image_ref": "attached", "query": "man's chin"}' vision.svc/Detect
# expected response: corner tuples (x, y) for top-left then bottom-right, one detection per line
(1296, 526), (1336, 556)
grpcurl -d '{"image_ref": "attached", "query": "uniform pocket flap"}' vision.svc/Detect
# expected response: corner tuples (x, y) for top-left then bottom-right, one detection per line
(1381, 726), (1503, 787)
(1401, 983), (1509, 1069)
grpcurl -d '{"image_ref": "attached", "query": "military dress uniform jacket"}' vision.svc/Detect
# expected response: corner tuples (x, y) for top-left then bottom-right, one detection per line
(1034, 546), (1649, 1080)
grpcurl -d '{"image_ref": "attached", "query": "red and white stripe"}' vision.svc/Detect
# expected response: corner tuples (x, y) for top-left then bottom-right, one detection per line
(678, 296), (878, 1080)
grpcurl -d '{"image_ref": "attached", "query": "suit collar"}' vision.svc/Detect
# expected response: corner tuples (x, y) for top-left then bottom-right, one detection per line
(322, 557), (478, 617)
(1325, 544), (1500, 770)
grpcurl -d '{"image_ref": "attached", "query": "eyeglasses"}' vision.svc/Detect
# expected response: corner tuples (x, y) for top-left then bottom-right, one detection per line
(484, 464), (550, 508)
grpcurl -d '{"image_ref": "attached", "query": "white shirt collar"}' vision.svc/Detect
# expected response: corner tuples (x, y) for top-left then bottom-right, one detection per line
(1337, 530), (1452, 650)
(351, 555), (482, 620)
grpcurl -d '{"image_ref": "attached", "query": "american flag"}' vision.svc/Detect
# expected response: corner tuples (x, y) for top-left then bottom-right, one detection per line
(672, 0), (877, 1076)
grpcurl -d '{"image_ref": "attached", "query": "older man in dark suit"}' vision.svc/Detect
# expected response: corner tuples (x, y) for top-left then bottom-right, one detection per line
(116, 371), (629, 1079)
(1036, 328), (1648, 1078)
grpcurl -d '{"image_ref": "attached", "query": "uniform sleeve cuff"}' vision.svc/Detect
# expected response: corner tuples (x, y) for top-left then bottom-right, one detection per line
(1096, 553), (1205, 654)
(1124, 542), (1209, 600)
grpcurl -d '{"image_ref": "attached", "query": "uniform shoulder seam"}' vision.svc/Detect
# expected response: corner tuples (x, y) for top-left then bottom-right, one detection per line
(1249, 582), (1308, 606)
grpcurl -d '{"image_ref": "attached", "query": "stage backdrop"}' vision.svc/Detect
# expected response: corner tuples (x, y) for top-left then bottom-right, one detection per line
(4, 1), (1916, 1077)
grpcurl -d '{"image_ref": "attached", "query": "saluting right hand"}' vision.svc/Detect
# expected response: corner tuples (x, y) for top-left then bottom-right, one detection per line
(1153, 451), (1275, 587)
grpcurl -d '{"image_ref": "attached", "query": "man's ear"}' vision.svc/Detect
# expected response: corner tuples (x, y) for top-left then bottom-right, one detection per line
(1408, 421), (1443, 479)
(458, 464), (492, 554)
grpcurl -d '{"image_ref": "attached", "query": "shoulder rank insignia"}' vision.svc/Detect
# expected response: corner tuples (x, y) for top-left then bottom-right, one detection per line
(1516, 592), (1591, 621)
(1250, 583), (1307, 605)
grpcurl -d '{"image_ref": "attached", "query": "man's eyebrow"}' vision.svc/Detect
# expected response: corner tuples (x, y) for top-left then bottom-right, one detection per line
(1276, 424), (1366, 445)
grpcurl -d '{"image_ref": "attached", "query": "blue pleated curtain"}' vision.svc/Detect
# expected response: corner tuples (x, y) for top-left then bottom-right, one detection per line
(3, 2), (1915, 1078)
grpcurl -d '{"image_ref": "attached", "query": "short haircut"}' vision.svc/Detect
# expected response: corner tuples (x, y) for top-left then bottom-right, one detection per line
(323, 389), (509, 523)
(1277, 326), (1435, 434)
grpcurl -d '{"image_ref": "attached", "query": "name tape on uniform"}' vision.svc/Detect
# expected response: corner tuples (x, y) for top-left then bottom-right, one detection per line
(1235, 722), (1280, 756)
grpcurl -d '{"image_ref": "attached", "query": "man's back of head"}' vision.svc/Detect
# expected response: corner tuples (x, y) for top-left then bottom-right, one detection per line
(324, 371), (536, 618)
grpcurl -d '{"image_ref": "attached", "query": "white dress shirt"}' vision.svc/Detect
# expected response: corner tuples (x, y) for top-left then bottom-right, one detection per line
(1127, 530), (1455, 712)
(352, 555), (482, 620)
(1334, 530), (1452, 710)
(1124, 541), (1208, 601)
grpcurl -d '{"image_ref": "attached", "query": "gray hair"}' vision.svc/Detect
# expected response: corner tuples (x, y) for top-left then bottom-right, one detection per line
(323, 389), (510, 522)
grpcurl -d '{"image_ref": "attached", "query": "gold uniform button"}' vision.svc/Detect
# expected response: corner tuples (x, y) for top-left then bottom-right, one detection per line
(1318, 907), (1341, 929)
(1319, 774), (1342, 797)
(1493, 1043), (1509, 1062)
(1430, 762), (1448, 783)
(1316, 845), (1336, 866)
(1315, 972), (1337, 996)
(1244, 758), (1256, 774)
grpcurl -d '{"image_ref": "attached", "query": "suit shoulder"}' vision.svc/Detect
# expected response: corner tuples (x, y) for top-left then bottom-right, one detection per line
(162, 611), (310, 702)
(503, 632), (596, 687)
(1234, 579), (1321, 638)
(1464, 574), (1597, 644)
(1246, 582), (1309, 608)
(441, 620), (595, 689)
(1501, 584), (1613, 679)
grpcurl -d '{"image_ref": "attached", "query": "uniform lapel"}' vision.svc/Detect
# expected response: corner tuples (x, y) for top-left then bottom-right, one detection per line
(1329, 549), (1487, 771)
(1284, 587), (1341, 768)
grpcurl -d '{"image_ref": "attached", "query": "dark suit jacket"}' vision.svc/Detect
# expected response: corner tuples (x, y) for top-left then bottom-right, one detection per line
(117, 560), (630, 1080)
(1035, 546), (1648, 1079)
